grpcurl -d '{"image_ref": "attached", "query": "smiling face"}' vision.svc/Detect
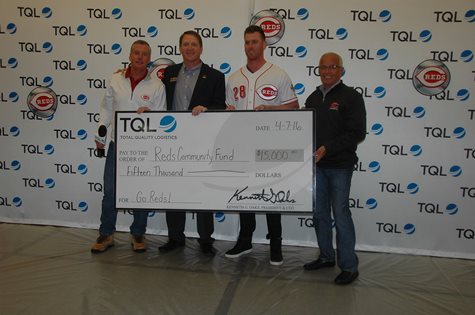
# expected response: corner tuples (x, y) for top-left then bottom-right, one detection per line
(129, 43), (151, 72)
(179, 34), (203, 66)
(319, 53), (343, 89)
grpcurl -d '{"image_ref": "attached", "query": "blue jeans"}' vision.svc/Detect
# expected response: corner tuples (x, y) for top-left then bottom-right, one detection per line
(313, 167), (358, 272)
(99, 142), (148, 236)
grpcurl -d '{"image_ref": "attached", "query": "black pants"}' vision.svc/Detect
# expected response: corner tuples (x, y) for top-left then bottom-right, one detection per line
(238, 212), (282, 241)
(166, 211), (214, 244)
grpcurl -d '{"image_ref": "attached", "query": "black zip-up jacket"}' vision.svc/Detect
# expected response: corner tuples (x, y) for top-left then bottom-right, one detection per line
(305, 81), (366, 168)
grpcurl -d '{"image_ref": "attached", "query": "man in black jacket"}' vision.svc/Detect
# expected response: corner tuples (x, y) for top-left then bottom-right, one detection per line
(159, 30), (226, 255)
(304, 52), (366, 285)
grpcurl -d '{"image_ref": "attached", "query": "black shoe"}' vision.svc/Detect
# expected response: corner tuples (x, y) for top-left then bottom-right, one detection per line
(200, 243), (216, 256)
(269, 238), (283, 266)
(158, 239), (185, 252)
(334, 271), (359, 285)
(225, 240), (252, 258)
(270, 248), (283, 266)
(303, 259), (336, 271)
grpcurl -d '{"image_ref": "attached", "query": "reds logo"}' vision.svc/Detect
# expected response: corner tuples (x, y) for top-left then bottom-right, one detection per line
(149, 57), (176, 80)
(412, 59), (450, 96)
(141, 95), (150, 101)
(257, 84), (278, 101)
(415, 67), (447, 88)
(250, 10), (285, 45)
(153, 65), (168, 80)
(258, 17), (282, 37)
(27, 86), (58, 118)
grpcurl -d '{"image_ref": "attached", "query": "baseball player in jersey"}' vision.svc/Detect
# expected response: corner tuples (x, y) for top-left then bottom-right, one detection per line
(225, 25), (299, 265)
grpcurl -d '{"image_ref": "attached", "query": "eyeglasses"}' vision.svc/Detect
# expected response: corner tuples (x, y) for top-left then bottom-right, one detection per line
(318, 65), (341, 71)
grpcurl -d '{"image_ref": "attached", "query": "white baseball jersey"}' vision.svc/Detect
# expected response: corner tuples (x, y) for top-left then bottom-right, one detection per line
(226, 62), (297, 109)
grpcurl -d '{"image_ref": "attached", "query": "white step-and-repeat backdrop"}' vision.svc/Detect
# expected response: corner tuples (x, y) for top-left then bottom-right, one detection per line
(1, 0), (473, 259)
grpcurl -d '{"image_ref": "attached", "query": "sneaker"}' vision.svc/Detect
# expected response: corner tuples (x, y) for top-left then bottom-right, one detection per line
(225, 240), (252, 258)
(270, 248), (283, 266)
(131, 235), (147, 253)
(91, 234), (114, 253)
(269, 238), (283, 266)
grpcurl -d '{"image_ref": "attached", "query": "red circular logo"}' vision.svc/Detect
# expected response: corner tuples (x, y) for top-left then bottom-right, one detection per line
(257, 84), (278, 101)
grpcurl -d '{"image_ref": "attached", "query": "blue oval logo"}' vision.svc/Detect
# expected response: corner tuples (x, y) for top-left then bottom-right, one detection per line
(78, 201), (88, 212)
(366, 198), (378, 210)
(77, 94), (87, 105)
(159, 115), (177, 133)
(111, 43), (122, 55)
(77, 25), (87, 36)
(373, 86), (386, 98)
(44, 144), (55, 155)
(407, 183), (419, 194)
(295, 46), (307, 58)
(10, 126), (20, 137)
(77, 164), (88, 175)
(7, 23), (17, 34)
(446, 203), (458, 215)
(219, 62), (231, 75)
(409, 145), (422, 156)
(297, 8), (309, 20)
(464, 10), (475, 23)
(77, 129), (88, 140)
(456, 89), (469, 101)
(220, 26), (232, 38)
(42, 42), (53, 53)
(449, 165), (462, 177)
(147, 26), (158, 38)
(370, 123), (383, 135)
(11, 160), (21, 171)
(42, 76), (54, 87)
(368, 161), (380, 173)
(76, 59), (87, 71)
(460, 50), (473, 62)
(8, 57), (18, 68)
(379, 10), (391, 22)
(8, 92), (19, 102)
(12, 196), (22, 207)
(419, 29), (432, 42)
(412, 106), (425, 118)
(335, 27), (348, 40)
(404, 223), (416, 235)
(112, 8), (122, 19)
(376, 48), (389, 61)
(453, 127), (465, 139)
(45, 178), (55, 188)
(184, 8), (195, 20)
(215, 212), (225, 222)
(294, 83), (305, 95)
(42, 7), (52, 18)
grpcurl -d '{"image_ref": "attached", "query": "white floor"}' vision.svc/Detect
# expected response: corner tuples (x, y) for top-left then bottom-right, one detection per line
(1, 223), (474, 315)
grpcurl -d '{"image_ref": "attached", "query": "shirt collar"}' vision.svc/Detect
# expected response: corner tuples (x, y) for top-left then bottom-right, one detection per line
(124, 66), (148, 81)
(182, 61), (202, 73)
(319, 80), (341, 95)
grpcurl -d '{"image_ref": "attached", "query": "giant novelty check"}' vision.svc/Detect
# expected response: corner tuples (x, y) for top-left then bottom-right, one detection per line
(115, 110), (314, 213)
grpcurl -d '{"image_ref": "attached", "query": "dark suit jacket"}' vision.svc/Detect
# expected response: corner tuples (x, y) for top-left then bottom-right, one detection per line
(161, 62), (226, 110)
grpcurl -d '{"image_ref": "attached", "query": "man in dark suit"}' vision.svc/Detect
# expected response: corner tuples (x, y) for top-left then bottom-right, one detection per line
(159, 30), (226, 255)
